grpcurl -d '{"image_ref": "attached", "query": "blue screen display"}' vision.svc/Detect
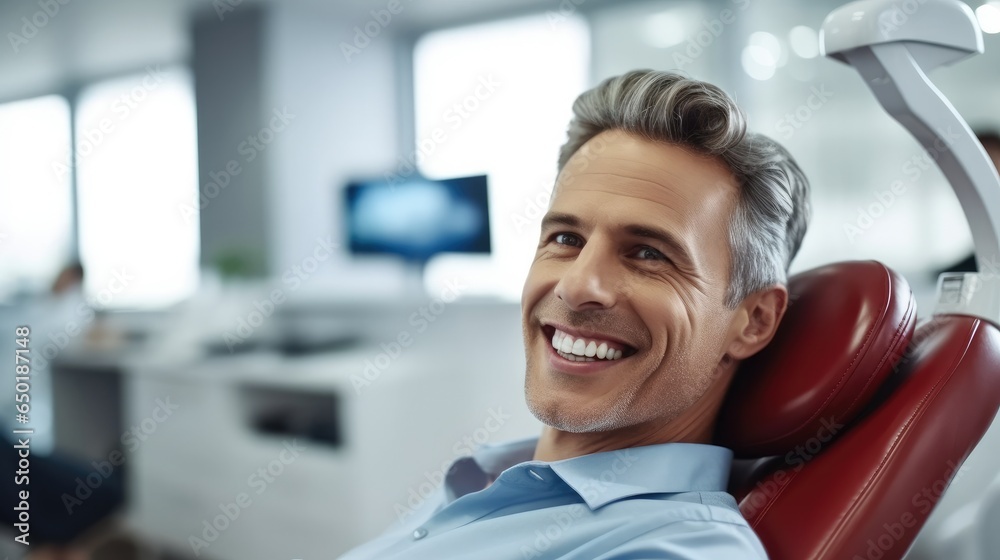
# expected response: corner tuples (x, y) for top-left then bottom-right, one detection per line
(345, 174), (491, 262)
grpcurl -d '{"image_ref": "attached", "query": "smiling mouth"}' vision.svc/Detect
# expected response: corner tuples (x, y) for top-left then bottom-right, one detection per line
(541, 325), (638, 362)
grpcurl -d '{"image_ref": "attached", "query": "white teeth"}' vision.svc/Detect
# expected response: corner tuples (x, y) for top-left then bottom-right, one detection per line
(560, 335), (574, 354)
(548, 328), (629, 361)
(555, 348), (621, 361)
(558, 351), (595, 362)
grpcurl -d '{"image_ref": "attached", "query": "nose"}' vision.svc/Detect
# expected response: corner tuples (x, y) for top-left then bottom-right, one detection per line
(553, 240), (618, 311)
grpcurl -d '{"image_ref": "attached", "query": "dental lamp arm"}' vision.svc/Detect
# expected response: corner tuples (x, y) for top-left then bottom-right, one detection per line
(821, 0), (1000, 325)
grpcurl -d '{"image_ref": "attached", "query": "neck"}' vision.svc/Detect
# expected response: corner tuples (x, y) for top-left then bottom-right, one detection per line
(532, 369), (735, 462)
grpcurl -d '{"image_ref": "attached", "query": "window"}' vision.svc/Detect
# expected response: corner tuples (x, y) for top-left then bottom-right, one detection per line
(0, 95), (72, 300)
(413, 13), (590, 300)
(75, 66), (200, 308)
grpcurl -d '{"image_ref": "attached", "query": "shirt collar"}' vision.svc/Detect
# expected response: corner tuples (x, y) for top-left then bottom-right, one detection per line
(470, 437), (733, 510)
(473, 436), (538, 475)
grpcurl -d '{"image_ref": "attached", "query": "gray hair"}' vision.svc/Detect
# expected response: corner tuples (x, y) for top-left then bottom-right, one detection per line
(557, 70), (811, 308)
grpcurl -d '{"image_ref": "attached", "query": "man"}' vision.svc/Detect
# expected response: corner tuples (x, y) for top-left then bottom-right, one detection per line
(338, 69), (810, 559)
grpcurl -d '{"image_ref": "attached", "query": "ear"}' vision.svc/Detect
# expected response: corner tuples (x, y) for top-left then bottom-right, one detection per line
(725, 285), (788, 361)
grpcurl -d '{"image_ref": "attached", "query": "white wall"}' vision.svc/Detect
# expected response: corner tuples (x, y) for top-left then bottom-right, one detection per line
(261, 2), (412, 297)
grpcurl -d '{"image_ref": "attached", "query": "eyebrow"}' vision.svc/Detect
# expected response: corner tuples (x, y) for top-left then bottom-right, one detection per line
(540, 211), (696, 269)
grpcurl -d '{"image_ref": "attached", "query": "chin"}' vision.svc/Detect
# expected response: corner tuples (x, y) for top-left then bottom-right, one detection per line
(524, 381), (630, 433)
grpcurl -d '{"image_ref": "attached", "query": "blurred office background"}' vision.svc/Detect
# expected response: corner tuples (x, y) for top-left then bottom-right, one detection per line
(0, 0), (999, 558)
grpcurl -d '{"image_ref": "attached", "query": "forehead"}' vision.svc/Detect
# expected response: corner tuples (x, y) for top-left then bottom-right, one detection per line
(552, 132), (738, 236)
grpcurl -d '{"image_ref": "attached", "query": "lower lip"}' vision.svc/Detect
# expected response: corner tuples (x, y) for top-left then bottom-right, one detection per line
(544, 339), (628, 375)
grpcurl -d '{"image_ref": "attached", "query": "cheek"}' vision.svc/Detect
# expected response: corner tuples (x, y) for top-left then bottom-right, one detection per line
(521, 265), (546, 310)
(521, 265), (557, 340)
(635, 289), (693, 354)
(678, 308), (734, 378)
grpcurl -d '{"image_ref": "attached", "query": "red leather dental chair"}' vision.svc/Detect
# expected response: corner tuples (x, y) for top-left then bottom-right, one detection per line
(714, 0), (1000, 556)
(717, 260), (1000, 560)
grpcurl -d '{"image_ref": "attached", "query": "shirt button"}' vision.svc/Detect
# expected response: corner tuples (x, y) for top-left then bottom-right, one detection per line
(412, 528), (428, 540)
(527, 469), (545, 482)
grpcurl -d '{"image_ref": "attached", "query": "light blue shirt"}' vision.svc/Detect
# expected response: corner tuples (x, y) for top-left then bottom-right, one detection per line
(337, 437), (768, 559)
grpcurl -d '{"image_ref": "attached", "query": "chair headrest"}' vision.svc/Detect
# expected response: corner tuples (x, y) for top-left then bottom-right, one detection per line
(716, 260), (917, 457)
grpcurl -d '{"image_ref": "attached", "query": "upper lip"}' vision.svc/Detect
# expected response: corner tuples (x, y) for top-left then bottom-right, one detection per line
(541, 321), (637, 350)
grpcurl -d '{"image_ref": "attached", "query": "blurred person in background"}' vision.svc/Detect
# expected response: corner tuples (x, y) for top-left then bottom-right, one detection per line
(1, 263), (128, 560)
(49, 263), (85, 297)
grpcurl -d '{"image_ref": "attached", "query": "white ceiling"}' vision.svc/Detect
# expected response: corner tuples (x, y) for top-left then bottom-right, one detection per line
(0, 0), (562, 102)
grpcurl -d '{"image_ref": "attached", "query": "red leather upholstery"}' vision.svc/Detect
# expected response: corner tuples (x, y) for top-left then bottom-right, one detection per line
(718, 261), (918, 456)
(719, 261), (1000, 560)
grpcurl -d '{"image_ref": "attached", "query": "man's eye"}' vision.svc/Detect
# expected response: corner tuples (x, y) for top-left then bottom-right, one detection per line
(635, 246), (667, 261)
(552, 233), (582, 247)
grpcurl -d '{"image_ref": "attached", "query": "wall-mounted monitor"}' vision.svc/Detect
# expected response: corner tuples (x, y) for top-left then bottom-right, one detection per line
(344, 174), (491, 264)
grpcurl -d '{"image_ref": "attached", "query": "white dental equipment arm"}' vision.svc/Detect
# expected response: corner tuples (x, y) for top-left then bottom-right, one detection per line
(821, 0), (1000, 326)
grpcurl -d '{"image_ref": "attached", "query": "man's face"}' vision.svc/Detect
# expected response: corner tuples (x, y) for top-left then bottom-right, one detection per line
(521, 130), (743, 433)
